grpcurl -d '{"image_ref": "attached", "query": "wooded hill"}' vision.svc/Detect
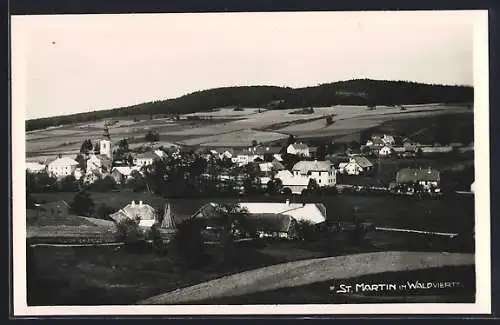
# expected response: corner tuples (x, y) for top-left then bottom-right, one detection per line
(26, 79), (473, 131)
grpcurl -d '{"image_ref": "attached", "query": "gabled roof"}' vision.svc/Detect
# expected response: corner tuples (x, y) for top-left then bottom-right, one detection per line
(26, 162), (46, 171)
(292, 160), (332, 173)
(109, 201), (156, 223)
(48, 157), (79, 167)
(246, 213), (293, 233)
(396, 168), (440, 183)
(193, 202), (327, 225)
(351, 155), (373, 168)
(289, 143), (309, 150)
(111, 166), (139, 176)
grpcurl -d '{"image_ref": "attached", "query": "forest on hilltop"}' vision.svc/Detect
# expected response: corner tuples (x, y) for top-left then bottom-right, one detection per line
(26, 79), (473, 131)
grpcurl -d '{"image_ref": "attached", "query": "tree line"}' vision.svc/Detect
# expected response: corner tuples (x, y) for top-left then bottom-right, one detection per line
(26, 79), (473, 131)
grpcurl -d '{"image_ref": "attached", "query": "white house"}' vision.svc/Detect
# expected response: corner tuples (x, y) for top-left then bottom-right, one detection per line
(192, 201), (327, 239)
(26, 162), (46, 174)
(276, 160), (336, 194)
(379, 146), (393, 157)
(111, 166), (141, 184)
(47, 156), (79, 178)
(470, 181), (475, 193)
(109, 200), (157, 229)
(287, 143), (310, 157)
(210, 148), (234, 160)
(133, 151), (158, 167)
(381, 135), (395, 145)
(339, 156), (374, 175)
(154, 149), (166, 158)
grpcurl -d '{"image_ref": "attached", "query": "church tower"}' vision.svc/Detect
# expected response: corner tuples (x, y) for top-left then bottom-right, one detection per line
(99, 126), (113, 160)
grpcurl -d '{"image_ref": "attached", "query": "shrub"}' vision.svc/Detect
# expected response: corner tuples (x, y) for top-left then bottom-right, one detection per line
(295, 219), (319, 242)
(95, 204), (115, 220)
(70, 190), (94, 216)
(171, 218), (206, 268)
(116, 217), (146, 244)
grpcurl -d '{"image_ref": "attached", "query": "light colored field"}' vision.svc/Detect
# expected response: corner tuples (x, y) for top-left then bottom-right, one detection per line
(278, 105), (470, 137)
(179, 129), (289, 147)
(185, 107), (266, 117)
(26, 104), (471, 158)
(138, 251), (474, 304)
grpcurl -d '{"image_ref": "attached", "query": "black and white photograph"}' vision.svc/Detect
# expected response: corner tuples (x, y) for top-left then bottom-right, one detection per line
(11, 10), (491, 315)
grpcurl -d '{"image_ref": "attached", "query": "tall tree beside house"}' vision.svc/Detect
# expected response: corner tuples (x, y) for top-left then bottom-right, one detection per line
(145, 130), (160, 143)
(266, 177), (283, 196)
(306, 178), (320, 196)
(80, 139), (93, 154)
(172, 218), (207, 268)
(251, 139), (258, 147)
(93, 141), (100, 154)
(75, 153), (87, 173)
(70, 190), (95, 217)
(118, 138), (129, 152)
(212, 203), (257, 267)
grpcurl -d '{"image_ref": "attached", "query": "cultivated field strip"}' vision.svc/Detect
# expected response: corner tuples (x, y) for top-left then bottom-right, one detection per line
(138, 251), (474, 304)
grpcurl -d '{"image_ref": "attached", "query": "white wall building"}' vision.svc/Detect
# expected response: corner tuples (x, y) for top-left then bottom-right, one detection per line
(47, 157), (79, 178)
(26, 162), (47, 174)
(276, 160), (336, 194)
(287, 143), (310, 157)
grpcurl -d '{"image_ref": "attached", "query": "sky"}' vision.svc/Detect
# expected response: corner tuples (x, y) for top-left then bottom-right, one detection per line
(12, 11), (479, 119)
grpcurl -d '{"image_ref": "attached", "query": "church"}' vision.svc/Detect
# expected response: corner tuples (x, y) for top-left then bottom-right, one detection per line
(83, 126), (114, 184)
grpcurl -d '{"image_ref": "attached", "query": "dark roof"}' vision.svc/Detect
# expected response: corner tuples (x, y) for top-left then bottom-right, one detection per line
(396, 168), (440, 183)
(245, 213), (293, 233)
(351, 155), (373, 168)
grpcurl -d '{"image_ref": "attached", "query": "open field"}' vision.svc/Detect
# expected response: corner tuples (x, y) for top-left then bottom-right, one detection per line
(26, 104), (471, 158)
(188, 265), (475, 304)
(27, 189), (474, 305)
(140, 251), (474, 305)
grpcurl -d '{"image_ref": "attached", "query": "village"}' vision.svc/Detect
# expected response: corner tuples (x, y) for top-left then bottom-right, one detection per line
(25, 121), (475, 243)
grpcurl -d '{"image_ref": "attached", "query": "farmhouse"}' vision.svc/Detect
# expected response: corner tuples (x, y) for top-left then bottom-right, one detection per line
(191, 200), (326, 239)
(247, 213), (297, 239)
(210, 148), (235, 160)
(111, 166), (140, 185)
(259, 160), (286, 173)
(154, 149), (166, 158)
(287, 143), (310, 157)
(47, 156), (79, 178)
(109, 200), (157, 229)
(339, 155), (373, 175)
(276, 160), (336, 194)
(26, 162), (47, 174)
(133, 151), (159, 167)
(378, 145), (394, 157)
(395, 167), (441, 193)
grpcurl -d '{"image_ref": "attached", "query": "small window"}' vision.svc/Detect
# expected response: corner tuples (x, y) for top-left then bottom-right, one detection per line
(318, 179), (321, 184)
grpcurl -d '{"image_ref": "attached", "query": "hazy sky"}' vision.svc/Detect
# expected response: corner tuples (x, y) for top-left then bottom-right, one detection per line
(12, 11), (477, 119)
